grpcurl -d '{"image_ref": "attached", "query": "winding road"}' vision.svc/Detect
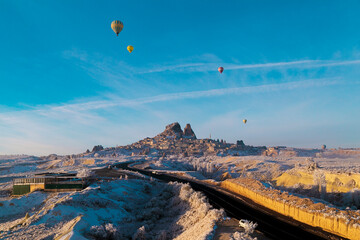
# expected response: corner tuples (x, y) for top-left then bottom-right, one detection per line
(114, 162), (346, 240)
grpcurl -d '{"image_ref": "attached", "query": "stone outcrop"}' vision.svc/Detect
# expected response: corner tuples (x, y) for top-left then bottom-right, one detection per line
(157, 122), (183, 139)
(262, 147), (279, 157)
(236, 140), (245, 146)
(183, 123), (196, 139)
(92, 145), (104, 152)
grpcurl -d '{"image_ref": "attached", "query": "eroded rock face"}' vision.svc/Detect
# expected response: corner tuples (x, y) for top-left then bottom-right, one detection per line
(183, 123), (196, 139)
(236, 140), (245, 146)
(158, 122), (183, 139)
(92, 145), (104, 152)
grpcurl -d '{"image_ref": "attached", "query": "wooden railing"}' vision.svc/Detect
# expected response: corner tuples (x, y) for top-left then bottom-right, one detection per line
(13, 177), (85, 185)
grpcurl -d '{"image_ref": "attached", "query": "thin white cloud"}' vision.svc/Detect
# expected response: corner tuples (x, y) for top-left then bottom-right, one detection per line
(139, 59), (360, 74)
(226, 60), (320, 70)
(0, 77), (340, 116)
(62, 49), (360, 101)
(0, 77), (349, 155)
(64, 48), (360, 76)
(139, 63), (206, 74)
(315, 59), (360, 67)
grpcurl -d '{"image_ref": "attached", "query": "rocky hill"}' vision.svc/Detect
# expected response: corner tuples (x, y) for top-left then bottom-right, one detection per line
(113, 122), (265, 157)
(53, 122), (330, 160)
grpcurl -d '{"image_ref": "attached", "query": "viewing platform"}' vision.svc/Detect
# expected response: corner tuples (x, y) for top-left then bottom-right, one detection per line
(12, 172), (86, 195)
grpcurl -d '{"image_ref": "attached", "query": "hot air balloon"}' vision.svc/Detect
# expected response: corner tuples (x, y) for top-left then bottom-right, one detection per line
(243, 119), (247, 124)
(127, 45), (134, 53)
(218, 67), (224, 74)
(111, 20), (123, 36)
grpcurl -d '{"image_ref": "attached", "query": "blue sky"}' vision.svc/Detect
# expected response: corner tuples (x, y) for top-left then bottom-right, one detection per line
(1, 0), (360, 155)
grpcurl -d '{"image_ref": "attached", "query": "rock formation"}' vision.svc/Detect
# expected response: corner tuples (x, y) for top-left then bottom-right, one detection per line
(118, 122), (264, 157)
(262, 147), (279, 157)
(157, 122), (183, 139)
(236, 140), (245, 146)
(92, 145), (104, 152)
(183, 123), (196, 139)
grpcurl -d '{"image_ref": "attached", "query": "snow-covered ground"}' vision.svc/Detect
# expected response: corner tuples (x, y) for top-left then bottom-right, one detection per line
(139, 150), (360, 209)
(0, 155), (234, 240)
(1, 175), (224, 239)
(2, 147), (359, 239)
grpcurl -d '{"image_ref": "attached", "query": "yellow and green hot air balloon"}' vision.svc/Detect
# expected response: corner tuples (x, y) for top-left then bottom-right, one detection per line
(127, 45), (134, 53)
(111, 20), (123, 36)
(243, 119), (247, 124)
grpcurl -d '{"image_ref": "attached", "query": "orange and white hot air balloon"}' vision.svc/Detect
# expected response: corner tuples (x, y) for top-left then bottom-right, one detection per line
(218, 67), (224, 74)
(111, 20), (123, 36)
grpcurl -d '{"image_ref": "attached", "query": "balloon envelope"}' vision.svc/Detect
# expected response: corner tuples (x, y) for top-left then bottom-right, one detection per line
(218, 67), (224, 74)
(111, 20), (123, 36)
(243, 119), (247, 124)
(127, 45), (134, 53)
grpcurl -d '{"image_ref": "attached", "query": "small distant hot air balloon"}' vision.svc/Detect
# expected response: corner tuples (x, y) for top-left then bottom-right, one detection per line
(243, 119), (247, 124)
(218, 67), (224, 74)
(111, 20), (123, 36)
(127, 45), (134, 53)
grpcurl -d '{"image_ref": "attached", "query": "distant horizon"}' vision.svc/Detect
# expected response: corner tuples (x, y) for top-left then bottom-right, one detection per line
(1, 1), (359, 155)
(0, 120), (359, 156)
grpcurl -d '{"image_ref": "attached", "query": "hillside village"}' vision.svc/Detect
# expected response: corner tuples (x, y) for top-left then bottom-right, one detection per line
(74, 122), (329, 161)
(122, 122), (267, 157)
(78, 122), (266, 159)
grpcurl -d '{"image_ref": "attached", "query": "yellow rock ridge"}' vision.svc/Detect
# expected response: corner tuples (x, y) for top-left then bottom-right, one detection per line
(274, 170), (360, 193)
(220, 178), (360, 239)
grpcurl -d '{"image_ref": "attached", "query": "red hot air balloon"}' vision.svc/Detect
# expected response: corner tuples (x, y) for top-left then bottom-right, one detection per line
(218, 67), (224, 74)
